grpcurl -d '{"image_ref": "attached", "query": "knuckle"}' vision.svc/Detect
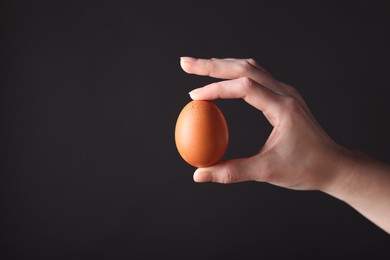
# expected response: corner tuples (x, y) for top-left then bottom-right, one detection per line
(283, 96), (297, 107)
(246, 58), (258, 66)
(207, 61), (215, 77)
(239, 77), (257, 99)
(284, 84), (301, 98)
(240, 77), (255, 91)
(237, 60), (253, 75)
(222, 162), (238, 184)
(282, 96), (302, 116)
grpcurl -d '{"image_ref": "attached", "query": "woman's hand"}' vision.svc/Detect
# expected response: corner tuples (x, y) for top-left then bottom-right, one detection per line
(180, 56), (349, 191)
(180, 57), (390, 233)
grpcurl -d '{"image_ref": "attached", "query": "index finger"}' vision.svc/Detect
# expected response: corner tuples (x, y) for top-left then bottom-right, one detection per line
(189, 77), (282, 125)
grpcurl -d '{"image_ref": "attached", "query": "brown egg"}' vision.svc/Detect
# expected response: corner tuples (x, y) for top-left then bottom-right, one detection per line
(175, 100), (229, 167)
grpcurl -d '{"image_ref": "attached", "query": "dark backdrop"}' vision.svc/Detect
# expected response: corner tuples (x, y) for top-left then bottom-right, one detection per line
(1, 1), (389, 259)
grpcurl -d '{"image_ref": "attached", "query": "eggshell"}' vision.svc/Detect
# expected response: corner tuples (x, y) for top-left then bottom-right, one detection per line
(175, 100), (228, 167)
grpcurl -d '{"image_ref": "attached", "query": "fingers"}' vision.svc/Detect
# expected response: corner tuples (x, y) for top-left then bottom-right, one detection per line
(189, 77), (281, 124)
(193, 156), (268, 184)
(180, 57), (285, 95)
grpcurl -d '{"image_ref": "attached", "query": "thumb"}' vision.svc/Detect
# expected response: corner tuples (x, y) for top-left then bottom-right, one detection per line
(193, 157), (262, 184)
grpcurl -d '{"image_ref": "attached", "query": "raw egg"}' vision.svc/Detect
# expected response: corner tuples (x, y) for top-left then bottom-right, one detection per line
(175, 100), (229, 167)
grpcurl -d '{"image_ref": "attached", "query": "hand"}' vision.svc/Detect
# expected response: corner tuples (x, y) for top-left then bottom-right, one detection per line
(180, 56), (349, 190)
(180, 56), (390, 234)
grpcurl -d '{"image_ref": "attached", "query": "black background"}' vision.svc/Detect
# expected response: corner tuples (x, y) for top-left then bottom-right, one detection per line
(1, 0), (390, 259)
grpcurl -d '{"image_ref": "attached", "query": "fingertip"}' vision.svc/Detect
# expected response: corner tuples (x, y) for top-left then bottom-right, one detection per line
(193, 172), (200, 182)
(188, 88), (202, 100)
(188, 83), (219, 101)
(193, 169), (212, 183)
(180, 56), (196, 73)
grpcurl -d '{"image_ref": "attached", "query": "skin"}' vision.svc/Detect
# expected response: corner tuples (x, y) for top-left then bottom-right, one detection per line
(180, 56), (390, 234)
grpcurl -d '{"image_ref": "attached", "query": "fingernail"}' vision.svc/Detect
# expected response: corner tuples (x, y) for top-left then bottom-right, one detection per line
(194, 170), (212, 183)
(188, 88), (202, 100)
(180, 56), (196, 63)
(188, 88), (201, 95)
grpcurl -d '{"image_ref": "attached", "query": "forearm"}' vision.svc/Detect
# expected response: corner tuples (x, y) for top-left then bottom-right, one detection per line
(323, 149), (390, 234)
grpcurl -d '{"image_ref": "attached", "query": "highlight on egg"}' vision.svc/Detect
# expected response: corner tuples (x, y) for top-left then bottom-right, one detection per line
(175, 100), (229, 168)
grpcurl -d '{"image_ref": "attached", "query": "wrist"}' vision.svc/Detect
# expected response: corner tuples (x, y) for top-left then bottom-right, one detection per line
(320, 146), (390, 233)
(320, 145), (386, 204)
(320, 145), (363, 200)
